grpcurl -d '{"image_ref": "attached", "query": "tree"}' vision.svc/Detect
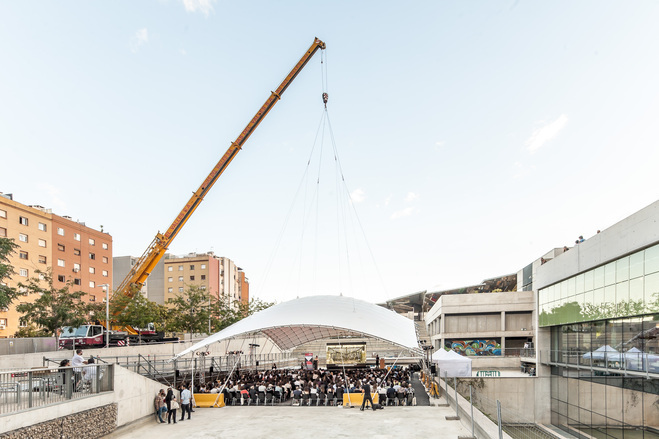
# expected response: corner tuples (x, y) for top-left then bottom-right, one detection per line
(15, 269), (91, 343)
(167, 285), (212, 336)
(110, 292), (163, 344)
(0, 237), (18, 310)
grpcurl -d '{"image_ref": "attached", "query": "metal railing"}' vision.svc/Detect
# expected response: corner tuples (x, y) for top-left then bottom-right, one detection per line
(0, 364), (114, 415)
(43, 353), (298, 386)
(542, 349), (659, 378)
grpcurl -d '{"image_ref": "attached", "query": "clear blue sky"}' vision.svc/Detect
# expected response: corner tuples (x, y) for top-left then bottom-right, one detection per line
(2, 1), (659, 304)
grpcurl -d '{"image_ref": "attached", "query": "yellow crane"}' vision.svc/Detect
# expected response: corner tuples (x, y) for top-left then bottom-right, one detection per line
(110, 38), (326, 338)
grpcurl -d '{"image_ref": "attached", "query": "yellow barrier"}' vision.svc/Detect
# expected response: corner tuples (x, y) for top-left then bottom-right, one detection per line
(193, 393), (225, 408)
(342, 393), (379, 407)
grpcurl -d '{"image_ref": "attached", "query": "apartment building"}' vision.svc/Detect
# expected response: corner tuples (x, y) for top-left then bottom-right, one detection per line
(0, 193), (112, 336)
(51, 214), (112, 303)
(238, 269), (250, 305)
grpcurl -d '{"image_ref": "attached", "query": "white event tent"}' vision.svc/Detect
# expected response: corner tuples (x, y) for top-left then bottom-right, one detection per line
(431, 348), (472, 377)
(171, 295), (422, 361)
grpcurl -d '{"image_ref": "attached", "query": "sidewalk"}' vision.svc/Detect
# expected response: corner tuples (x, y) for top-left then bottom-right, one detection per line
(106, 405), (471, 439)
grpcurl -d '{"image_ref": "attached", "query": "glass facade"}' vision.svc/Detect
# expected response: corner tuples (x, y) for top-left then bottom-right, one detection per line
(541, 242), (659, 437)
(549, 316), (659, 438)
(539, 243), (659, 327)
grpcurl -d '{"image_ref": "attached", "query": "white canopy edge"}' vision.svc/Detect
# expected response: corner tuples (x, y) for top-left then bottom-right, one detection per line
(170, 295), (422, 361)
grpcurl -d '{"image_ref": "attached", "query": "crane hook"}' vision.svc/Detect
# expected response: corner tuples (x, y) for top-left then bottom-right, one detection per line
(322, 92), (329, 107)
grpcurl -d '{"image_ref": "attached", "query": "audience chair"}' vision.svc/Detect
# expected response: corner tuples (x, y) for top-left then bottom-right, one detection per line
(293, 394), (301, 406)
(310, 393), (318, 406)
(258, 391), (266, 405)
(397, 392), (406, 406)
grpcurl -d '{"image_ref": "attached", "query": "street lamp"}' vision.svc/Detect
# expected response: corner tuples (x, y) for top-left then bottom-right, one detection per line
(99, 284), (110, 349)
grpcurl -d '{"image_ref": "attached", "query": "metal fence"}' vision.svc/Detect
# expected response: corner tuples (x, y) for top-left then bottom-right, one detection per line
(0, 364), (114, 415)
(43, 352), (297, 387)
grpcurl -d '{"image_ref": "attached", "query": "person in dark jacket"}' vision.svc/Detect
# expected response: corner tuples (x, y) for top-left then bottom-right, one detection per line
(360, 381), (376, 411)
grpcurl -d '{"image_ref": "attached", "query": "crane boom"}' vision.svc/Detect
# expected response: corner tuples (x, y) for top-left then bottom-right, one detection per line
(113, 37), (326, 312)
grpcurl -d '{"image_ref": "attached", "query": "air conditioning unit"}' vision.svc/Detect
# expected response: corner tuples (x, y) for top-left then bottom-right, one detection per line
(73, 268), (79, 273)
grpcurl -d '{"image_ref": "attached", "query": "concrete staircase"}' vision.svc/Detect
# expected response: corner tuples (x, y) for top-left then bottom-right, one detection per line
(415, 322), (432, 348)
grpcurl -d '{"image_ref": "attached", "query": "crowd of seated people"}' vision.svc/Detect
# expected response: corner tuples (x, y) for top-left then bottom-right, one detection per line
(195, 366), (416, 407)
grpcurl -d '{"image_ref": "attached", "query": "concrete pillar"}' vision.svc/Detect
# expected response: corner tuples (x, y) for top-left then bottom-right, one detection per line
(501, 311), (506, 331)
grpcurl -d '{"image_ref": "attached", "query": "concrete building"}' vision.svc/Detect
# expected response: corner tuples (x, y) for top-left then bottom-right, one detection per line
(425, 291), (534, 355)
(0, 193), (112, 337)
(112, 255), (164, 303)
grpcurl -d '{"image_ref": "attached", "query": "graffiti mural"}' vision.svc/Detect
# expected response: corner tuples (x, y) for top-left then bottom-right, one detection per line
(446, 339), (502, 356)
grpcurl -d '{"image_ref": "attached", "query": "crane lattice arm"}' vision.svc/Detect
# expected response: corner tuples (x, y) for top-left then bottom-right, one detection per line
(113, 37), (326, 311)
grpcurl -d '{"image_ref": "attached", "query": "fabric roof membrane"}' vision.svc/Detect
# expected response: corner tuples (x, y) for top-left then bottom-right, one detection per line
(172, 295), (421, 360)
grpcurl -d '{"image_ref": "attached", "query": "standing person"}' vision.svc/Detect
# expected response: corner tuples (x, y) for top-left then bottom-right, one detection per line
(168, 395), (179, 424)
(180, 384), (192, 421)
(360, 381), (376, 411)
(71, 349), (87, 391)
(164, 388), (177, 424)
(154, 389), (167, 423)
(375, 354), (380, 369)
(313, 355), (319, 370)
(58, 359), (70, 395)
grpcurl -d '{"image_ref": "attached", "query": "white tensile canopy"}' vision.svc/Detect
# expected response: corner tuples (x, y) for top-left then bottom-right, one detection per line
(171, 295), (422, 360)
(431, 348), (472, 377)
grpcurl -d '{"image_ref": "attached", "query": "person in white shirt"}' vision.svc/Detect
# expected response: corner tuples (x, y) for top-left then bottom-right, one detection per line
(179, 384), (192, 421)
(71, 349), (87, 391)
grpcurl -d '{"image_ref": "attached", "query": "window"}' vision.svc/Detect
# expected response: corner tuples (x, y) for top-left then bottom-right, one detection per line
(57, 227), (64, 236)
(73, 263), (80, 272)
(102, 270), (108, 277)
(19, 216), (28, 226)
(38, 222), (47, 231)
(73, 233), (80, 241)
(178, 265), (183, 271)
(19, 251), (28, 260)
(38, 272), (45, 280)
(89, 267), (95, 274)
(19, 234), (28, 243)
(38, 239), (46, 248)
(0, 318), (7, 326)
(19, 269), (28, 277)
(200, 285), (206, 290)
(0, 227), (6, 237)
(168, 277), (173, 283)
(74, 278), (81, 285)
(57, 275), (65, 282)
(201, 264), (206, 269)
(89, 281), (95, 288)
(102, 243), (108, 250)
(190, 276), (195, 281)
(89, 253), (95, 260)
(0, 209), (6, 218)
(190, 265), (195, 270)
(38, 255), (47, 264)
(19, 319), (27, 328)
(178, 276), (183, 282)
(74, 248), (80, 256)
(168, 287), (173, 293)
(57, 259), (65, 267)
(178, 287), (184, 293)
(89, 296), (96, 302)
(102, 256), (108, 263)
(89, 238), (95, 246)
(201, 275), (206, 280)
(58, 244), (65, 252)
(168, 266), (173, 272)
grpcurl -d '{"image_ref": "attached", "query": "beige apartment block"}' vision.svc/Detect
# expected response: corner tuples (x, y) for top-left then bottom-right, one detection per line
(162, 252), (244, 308)
(0, 193), (112, 337)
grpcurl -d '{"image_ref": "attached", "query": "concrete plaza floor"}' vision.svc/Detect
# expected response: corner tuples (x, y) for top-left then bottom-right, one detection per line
(107, 405), (472, 439)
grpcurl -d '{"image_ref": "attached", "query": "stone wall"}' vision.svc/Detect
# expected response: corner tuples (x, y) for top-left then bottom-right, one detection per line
(0, 403), (117, 439)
